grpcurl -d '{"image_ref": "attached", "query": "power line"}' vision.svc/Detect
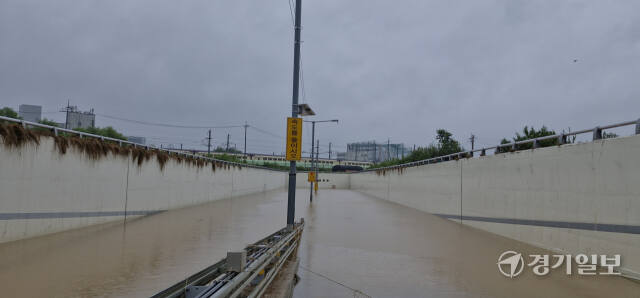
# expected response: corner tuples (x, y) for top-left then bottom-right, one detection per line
(96, 113), (243, 129)
(248, 125), (284, 139)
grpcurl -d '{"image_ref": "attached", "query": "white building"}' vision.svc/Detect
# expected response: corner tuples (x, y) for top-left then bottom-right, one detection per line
(18, 104), (42, 123)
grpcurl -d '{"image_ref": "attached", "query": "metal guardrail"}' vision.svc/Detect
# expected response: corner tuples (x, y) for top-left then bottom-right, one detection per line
(0, 115), (287, 172)
(153, 220), (304, 298)
(363, 118), (640, 172)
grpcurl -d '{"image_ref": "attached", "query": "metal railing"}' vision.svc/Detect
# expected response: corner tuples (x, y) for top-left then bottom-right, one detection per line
(0, 115), (287, 172)
(153, 220), (304, 298)
(363, 118), (640, 172)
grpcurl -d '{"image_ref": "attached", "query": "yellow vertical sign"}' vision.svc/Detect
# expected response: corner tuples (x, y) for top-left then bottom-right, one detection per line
(307, 171), (316, 182)
(286, 117), (302, 161)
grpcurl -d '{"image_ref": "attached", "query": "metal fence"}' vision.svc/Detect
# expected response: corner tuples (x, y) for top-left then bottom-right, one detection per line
(363, 118), (640, 172)
(0, 115), (287, 172)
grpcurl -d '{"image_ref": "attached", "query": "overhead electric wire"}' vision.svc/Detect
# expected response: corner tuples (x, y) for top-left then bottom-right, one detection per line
(96, 113), (243, 129)
(248, 125), (285, 139)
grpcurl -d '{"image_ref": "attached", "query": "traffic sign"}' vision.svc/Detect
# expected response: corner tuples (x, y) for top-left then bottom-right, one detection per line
(286, 117), (302, 161)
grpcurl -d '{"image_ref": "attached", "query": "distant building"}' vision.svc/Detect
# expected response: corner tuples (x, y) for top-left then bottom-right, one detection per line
(18, 104), (42, 123)
(127, 136), (146, 145)
(63, 106), (95, 129)
(345, 141), (411, 163)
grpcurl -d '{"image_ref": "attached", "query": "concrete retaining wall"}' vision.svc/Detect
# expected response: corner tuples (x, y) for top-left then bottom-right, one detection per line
(350, 135), (640, 278)
(0, 137), (287, 244)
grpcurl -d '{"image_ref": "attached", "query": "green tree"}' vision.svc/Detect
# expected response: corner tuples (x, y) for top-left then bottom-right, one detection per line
(435, 129), (463, 155)
(498, 125), (557, 152)
(214, 146), (242, 154)
(38, 118), (59, 127)
(74, 126), (127, 140)
(0, 107), (20, 119)
(370, 129), (464, 168)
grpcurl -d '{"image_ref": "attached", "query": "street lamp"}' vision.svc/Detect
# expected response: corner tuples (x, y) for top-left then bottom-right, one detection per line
(304, 119), (339, 202)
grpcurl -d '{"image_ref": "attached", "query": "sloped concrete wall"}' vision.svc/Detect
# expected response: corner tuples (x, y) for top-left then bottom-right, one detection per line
(350, 135), (640, 278)
(0, 137), (287, 244)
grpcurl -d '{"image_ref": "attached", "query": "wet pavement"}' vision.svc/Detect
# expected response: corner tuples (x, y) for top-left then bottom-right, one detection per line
(0, 189), (638, 297)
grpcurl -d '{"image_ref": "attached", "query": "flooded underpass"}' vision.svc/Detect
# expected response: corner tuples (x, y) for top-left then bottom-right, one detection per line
(0, 189), (638, 297)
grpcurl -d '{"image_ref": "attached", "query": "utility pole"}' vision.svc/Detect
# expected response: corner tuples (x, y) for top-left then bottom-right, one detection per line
(387, 139), (390, 161)
(328, 142), (332, 159)
(207, 129), (212, 155)
(396, 144), (399, 159)
(373, 141), (377, 163)
(226, 133), (230, 152)
(60, 100), (71, 129)
(355, 144), (359, 161)
(470, 134), (475, 151)
(309, 122), (315, 202)
(180, 143), (183, 151)
(244, 121), (248, 155)
(287, 0), (302, 227)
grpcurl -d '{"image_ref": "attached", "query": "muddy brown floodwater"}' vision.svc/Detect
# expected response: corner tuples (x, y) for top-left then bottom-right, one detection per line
(0, 189), (638, 297)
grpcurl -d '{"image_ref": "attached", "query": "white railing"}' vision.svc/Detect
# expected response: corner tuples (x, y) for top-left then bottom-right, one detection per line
(364, 118), (640, 172)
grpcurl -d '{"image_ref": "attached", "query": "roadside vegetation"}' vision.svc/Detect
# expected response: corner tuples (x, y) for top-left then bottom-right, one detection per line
(74, 126), (127, 140)
(370, 129), (464, 169)
(496, 125), (557, 153)
(369, 124), (611, 169)
(0, 107), (21, 120)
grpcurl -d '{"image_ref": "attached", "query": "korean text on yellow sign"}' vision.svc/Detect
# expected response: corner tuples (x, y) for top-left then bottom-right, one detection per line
(286, 117), (302, 160)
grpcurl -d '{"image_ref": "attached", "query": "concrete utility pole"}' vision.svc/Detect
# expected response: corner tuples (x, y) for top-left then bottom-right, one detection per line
(373, 141), (377, 163)
(387, 139), (390, 161)
(470, 134), (475, 151)
(328, 142), (332, 159)
(59, 100), (71, 129)
(244, 122), (248, 155)
(226, 133), (230, 152)
(355, 144), (359, 161)
(207, 129), (212, 155)
(287, 0), (302, 227)
(305, 119), (338, 202)
(315, 139), (319, 180)
(309, 121), (315, 202)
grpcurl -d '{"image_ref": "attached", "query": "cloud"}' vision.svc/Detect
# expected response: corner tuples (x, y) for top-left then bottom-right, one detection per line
(1, 0), (639, 154)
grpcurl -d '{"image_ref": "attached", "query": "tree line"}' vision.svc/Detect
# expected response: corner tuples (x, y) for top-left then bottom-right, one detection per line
(370, 124), (619, 169)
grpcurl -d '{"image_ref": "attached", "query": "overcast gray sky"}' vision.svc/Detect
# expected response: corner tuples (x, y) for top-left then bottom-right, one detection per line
(1, 0), (639, 155)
